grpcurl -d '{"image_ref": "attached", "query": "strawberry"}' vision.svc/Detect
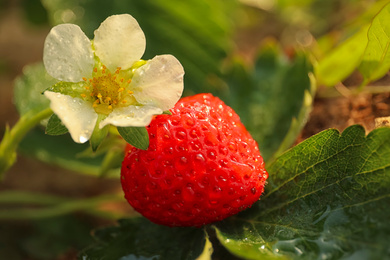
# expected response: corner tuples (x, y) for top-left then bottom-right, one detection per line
(121, 93), (268, 227)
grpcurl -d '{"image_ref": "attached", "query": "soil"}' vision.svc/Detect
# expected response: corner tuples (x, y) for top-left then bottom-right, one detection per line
(300, 87), (390, 140)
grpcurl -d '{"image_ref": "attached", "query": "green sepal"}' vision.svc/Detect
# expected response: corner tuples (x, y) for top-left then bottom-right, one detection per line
(117, 126), (149, 150)
(45, 81), (87, 99)
(45, 113), (68, 136)
(162, 110), (172, 115)
(89, 114), (109, 152)
(130, 59), (147, 71)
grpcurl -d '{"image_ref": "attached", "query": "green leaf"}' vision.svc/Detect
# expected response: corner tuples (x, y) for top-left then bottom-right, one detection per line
(269, 78), (315, 163)
(315, 25), (369, 87)
(359, 3), (390, 84)
(79, 218), (213, 260)
(215, 43), (315, 162)
(117, 126), (149, 150)
(45, 113), (68, 136)
(214, 125), (390, 259)
(13, 63), (57, 115)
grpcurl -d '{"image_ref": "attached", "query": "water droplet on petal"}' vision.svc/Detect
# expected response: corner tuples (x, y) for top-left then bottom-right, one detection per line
(79, 135), (88, 143)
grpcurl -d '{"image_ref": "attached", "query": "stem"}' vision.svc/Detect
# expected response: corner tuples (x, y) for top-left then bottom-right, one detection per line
(0, 191), (126, 220)
(357, 78), (370, 92)
(0, 108), (53, 177)
(0, 190), (67, 205)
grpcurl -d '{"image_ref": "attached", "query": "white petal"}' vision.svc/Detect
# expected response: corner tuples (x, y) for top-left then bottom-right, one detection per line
(94, 14), (146, 71)
(43, 24), (94, 82)
(99, 105), (163, 128)
(131, 55), (184, 111)
(44, 91), (98, 143)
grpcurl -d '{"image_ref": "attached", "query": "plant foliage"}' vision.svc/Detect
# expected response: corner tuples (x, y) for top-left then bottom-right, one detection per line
(81, 126), (390, 259)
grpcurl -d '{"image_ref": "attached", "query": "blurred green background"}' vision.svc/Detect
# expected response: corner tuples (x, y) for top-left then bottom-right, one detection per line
(0, 0), (386, 259)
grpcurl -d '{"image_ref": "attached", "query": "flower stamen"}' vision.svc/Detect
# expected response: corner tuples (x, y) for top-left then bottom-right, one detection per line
(82, 64), (135, 114)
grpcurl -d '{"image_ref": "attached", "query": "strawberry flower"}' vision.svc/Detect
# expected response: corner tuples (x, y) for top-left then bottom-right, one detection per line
(43, 14), (184, 143)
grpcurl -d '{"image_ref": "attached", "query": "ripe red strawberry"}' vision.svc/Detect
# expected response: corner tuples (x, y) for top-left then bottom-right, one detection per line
(121, 93), (268, 227)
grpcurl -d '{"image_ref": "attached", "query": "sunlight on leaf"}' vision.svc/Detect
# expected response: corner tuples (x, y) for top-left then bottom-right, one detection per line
(214, 125), (390, 259)
(359, 3), (390, 84)
(315, 25), (369, 87)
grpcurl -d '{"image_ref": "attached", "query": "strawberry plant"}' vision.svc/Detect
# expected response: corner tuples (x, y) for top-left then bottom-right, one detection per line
(0, 0), (390, 259)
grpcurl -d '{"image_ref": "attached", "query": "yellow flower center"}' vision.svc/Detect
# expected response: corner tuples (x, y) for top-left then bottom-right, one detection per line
(81, 65), (136, 114)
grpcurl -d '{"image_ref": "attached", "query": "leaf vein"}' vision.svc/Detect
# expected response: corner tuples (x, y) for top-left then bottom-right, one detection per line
(265, 137), (358, 199)
(260, 162), (390, 217)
